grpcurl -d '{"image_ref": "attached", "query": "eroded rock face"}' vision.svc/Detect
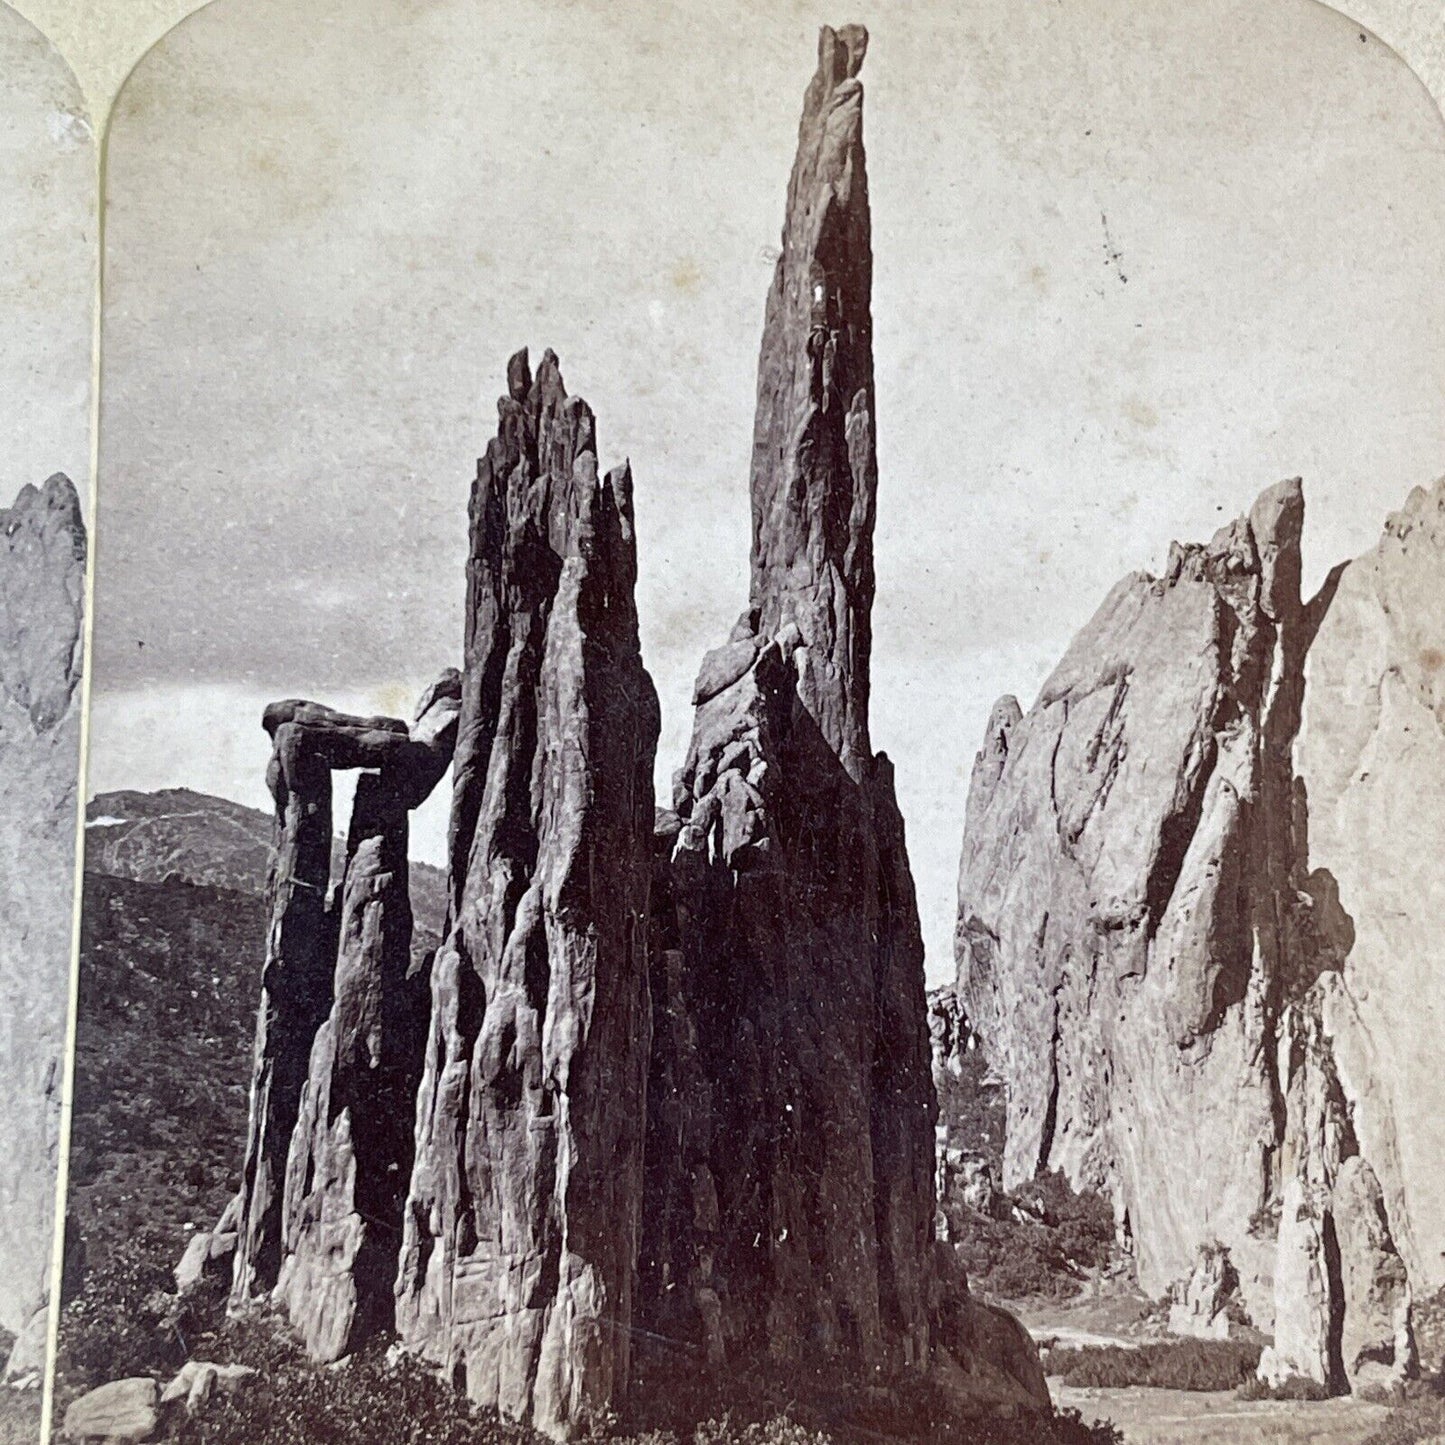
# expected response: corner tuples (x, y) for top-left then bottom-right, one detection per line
(274, 677), (460, 1359)
(1257, 989), (1410, 1392)
(0, 474), (85, 1375)
(395, 350), (659, 1439)
(1295, 480), (1445, 1309)
(958, 478), (1312, 1323)
(957, 477), (1434, 1393)
(230, 675), (459, 1335)
(638, 25), (937, 1378)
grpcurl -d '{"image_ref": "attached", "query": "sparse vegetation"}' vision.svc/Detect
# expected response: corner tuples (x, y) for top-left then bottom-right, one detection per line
(0, 1395), (41, 1445)
(945, 1171), (1117, 1303)
(154, 1315), (1124, 1445)
(1235, 1373), (1331, 1403)
(1042, 1339), (1262, 1393)
(1361, 1393), (1445, 1445)
(57, 872), (263, 1409)
(60, 868), (1124, 1445)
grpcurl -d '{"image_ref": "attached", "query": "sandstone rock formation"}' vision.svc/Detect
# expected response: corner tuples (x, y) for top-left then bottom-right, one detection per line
(638, 23), (937, 1379)
(1261, 477), (1445, 1390)
(957, 476), (1438, 1394)
(394, 349), (660, 1439)
(272, 676), (461, 1358)
(230, 675), (460, 1335)
(0, 474), (85, 1376)
(207, 30), (1056, 1435)
(62, 1377), (159, 1443)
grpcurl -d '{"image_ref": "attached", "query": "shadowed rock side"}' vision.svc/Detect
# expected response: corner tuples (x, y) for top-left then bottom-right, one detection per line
(395, 350), (660, 1439)
(275, 676), (461, 1359)
(639, 24), (939, 1387)
(229, 676), (460, 1336)
(0, 474), (84, 1377)
(956, 478), (1424, 1395)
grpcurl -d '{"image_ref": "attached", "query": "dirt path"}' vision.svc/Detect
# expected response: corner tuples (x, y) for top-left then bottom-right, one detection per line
(1054, 1383), (1392, 1445)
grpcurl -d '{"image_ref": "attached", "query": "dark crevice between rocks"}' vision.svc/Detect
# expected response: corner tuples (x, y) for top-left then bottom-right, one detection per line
(1036, 1000), (1062, 1178)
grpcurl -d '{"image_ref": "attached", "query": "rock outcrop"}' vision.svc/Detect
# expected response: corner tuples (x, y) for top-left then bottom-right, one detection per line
(394, 350), (659, 1438)
(62, 1377), (159, 1443)
(638, 24), (937, 1381)
(272, 676), (461, 1358)
(1260, 478), (1445, 1390)
(957, 476), (1440, 1394)
(208, 29), (1055, 1436)
(230, 676), (460, 1335)
(0, 474), (85, 1376)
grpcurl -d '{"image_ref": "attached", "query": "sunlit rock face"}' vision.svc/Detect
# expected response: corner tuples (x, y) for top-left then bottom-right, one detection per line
(0, 474), (85, 1377)
(395, 349), (660, 1440)
(958, 476), (1439, 1393)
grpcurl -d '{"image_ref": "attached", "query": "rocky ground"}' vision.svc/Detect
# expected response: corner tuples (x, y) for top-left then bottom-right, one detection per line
(0, 1390), (40, 1445)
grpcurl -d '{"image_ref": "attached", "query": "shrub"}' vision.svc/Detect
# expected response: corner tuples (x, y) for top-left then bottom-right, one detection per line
(158, 1329), (1127, 1445)
(943, 1171), (1118, 1303)
(1042, 1339), (1261, 1393)
(1235, 1373), (1331, 1402)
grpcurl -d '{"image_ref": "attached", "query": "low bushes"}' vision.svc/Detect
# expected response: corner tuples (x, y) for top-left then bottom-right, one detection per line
(152, 1318), (1128, 1445)
(1234, 1374), (1331, 1403)
(1042, 1339), (1262, 1393)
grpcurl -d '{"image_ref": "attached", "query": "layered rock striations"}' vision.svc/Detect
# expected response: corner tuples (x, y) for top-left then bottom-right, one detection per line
(395, 350), (659, 1438)
(957, 477), (1438, 1393)
(0, 474), (85, 1376)
(639, 24), (937, 1379)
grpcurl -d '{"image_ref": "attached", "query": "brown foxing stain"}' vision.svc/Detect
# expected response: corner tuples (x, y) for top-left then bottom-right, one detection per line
(670, 257), (702, 295)
(1123, 398), (1158, 430)
(374, 682), (413, 719)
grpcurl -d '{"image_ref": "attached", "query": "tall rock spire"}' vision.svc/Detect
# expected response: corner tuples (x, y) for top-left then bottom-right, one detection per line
(749, 23), (875, 780)
(640, 25), (937, 1379)
(395, 349), (660, 1440)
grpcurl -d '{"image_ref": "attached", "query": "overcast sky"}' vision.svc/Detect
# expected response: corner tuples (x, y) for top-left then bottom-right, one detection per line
(90, 0), (1445, 981)
(0, 2), (91, 512)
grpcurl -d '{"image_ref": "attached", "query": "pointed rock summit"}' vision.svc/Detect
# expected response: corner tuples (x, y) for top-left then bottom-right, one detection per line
(958, 476), (1442, 1395)
(639, 23), (938, 1378)
(394, 349), (660, 1438)
(0, 473), (85, 1376)
(214, 31), (1053, 1439)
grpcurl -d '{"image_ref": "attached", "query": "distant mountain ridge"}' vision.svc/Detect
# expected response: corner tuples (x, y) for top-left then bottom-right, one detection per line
(86, 787), (448, 936)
